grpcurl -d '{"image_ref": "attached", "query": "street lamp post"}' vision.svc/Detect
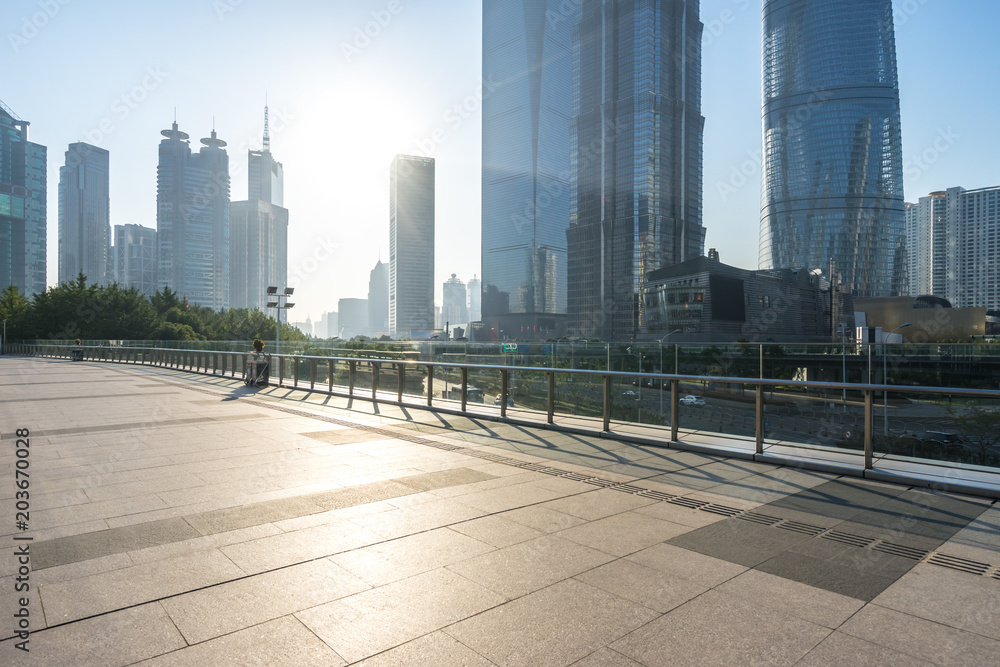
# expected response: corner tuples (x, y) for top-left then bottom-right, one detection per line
(882, 322), (912, 437)
(266, 286), (296, 377)
(2, 319), (6, 356)
(659, 329), (681, 417)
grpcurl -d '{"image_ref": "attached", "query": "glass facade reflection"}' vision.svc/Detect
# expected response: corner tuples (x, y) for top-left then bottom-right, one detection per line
(0, 101), (46, 297)
(59, 142), (110, 286)
(759, 0), (905, 298)
(390, 155), (435, 338)
(481, 0), (574, 335)
(567, 0), (706, 340)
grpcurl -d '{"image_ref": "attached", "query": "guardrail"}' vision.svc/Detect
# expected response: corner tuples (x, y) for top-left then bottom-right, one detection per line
(9, 342), (1000, 497)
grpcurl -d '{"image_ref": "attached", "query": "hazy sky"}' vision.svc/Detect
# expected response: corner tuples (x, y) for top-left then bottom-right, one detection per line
(3, 0), (997, 324)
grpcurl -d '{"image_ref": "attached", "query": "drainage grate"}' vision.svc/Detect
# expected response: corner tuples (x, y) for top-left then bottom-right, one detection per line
(668, 497), (709, 510)
(639, 489), (677, 502)
(535, 467), (567, 476)
(699, 504), (743, 518)
(927, 553), (991, 576)
(821, 531), (876, 548)
(582, 478), (618, 488)
(561, 472), (595, 482)
(993, 570), (1000, 581)
(872, 542), (929, 561)
(777, 521), (826, 536)
(738, 512), (783, 526)
(612, 484), (647, 495)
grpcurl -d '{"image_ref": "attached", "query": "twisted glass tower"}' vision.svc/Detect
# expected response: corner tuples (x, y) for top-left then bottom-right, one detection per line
(759, 0), (905, 298)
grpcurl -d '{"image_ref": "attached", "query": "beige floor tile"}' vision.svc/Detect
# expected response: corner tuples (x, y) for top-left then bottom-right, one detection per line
(557, 510), (690, 556)
(353, 631), (495, 667)
(713, 569), (865, 628)
(540, 488), (657, 521)
(625, 543), (748, 588)
(575, 558), (709, 613)
(501, 505), (588, 533)
(795, 631), (936, 667)
(221, 519), (383, 574)
(569, 648), (645, 666)
(450, 513), (546, 548)
(445, 578), (658, 667)
(134, 615), (346, 666)
(296, 568), (505, 663)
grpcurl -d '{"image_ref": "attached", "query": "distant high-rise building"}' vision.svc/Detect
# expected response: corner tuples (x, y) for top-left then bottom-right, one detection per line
(338, 298), (369, 339)
(906, 186), (1000, 310)
(442, 273), (468, 328)
(368, 260), (389, 337)
(112, 223), (157, 296)
(156, 121), (230, 310)
(482, 0), (574, 337)
(389, 155), (434, 338)
(231, 105), (288, 312)
(58, 142), (110, 286)
(0, 100), (46, 297)
(567, 0), (706, 340)
(467, 274), (482, 322)
(319, 311), (338, 339)
(759, 0), (906, 298)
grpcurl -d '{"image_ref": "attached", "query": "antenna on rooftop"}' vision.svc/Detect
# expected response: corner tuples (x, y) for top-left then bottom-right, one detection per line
(263, 95), (270, 152)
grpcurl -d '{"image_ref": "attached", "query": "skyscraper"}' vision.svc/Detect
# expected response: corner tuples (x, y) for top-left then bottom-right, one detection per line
(567, 0), (706, 340)
(467, 274), (482, 321)
(759, 0), (905, 298)
(112, 223), (157, 296)
(389, 155), (435, 338)
(442, 273), (468, 328)
(368, 260), (389, 337)
(230, 105), (288, 311)
(59, 142), (110, 286)
(156, 121), (231, 310)
(0, 100), (46, 297)
(481, 0), (574, 338)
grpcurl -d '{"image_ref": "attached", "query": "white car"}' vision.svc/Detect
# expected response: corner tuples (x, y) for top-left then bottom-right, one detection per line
(621, 390), (639, 398)
(679, 395), (706, 406)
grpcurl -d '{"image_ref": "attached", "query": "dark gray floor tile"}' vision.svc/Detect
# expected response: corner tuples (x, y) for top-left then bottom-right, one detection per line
(666, 519), (813, 568)
(754, 551), (903, 601)
(33, 518), (201, 570)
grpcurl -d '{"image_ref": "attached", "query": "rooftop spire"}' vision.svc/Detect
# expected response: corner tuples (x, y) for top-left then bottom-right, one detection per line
(263, 99), (270, 152)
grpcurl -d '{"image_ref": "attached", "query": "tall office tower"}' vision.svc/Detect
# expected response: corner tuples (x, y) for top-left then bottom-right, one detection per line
(482, 0), (574, 338)
(567, 0), (706, 340)
(442, 274), (468, 328)
(759, 0), (905, 298)
(230, 105), (288, 311)
(368, 260), (389, 337)
(112, 223), (157, 296)
(58, 143), (110, 286)
(906, 186), (1000, 309)
(338, 298), (369, 340)
(389, 155), (435, 338)
(156, 121), (231, 310)
(467, 274), (482, 321)
(0, 100), (46, 297)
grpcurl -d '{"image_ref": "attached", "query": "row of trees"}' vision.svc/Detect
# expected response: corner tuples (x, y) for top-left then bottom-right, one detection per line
(0, 274), (308, 343)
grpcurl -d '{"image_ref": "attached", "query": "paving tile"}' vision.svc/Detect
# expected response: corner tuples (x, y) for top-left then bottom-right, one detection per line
(21, 602), (184, 667)
(569, 648), (645, 666)
(666, 517), (813, 568)
(450, 513), (546, 548)
(540, 488), (657, 521)
(446, 534), (615, 599)
(713, 569), (864, 628)
(872, 564), (1000, 640)
(39, 548), (245, 624)
(453, 481), (569, 514)
(349, 497), (487, 540)
(794, 631), (937, 667)
(221, 520), (384, 574)
(161, 557), (370, 644)
(754, 547), (912, 601)
(353, 631), (495, 667)
(625, 543), (748, 588)
(134, 615), (346, 666)
(839, 604), (1000, 666)
(575, 558), (709, 613)
(501, 505), (588, 533)
(445, 578), (658, 667)
(184, 495), (328, 535)
(610, 588), (830, 667)
(128, 523), (283, 565)
(331, 527), (496, 586)
(295, 568), (505, 663)
(32, 517), (201, 569)
(557, 510), (691, 556)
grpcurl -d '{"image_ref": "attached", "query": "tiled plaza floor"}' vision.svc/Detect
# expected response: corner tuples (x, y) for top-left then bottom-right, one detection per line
(1, 356), (998, 666)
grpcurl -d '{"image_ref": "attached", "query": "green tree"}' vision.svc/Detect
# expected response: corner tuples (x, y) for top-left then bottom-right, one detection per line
(0, 285), (31, 342)
(27, 273), (101, 340)
(949, 405), (1000, 465)
(149, 321), (200, 341)
(150, 286), (183, 316)
(90, 284), (157, 340)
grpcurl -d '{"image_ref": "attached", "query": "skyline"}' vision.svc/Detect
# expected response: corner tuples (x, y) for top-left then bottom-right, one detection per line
(2, 0), (998, 324)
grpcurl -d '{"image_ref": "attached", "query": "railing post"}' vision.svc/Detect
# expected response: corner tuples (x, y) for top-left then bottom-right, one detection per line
(399, 363), (406, 404)
(328, 359), (334, 393)
(310, 358), (316, 390)
(546, 371), (555, 424)
(277, 356), (284, 386)
(603, 375), (612, 432)
(460, 367), (468, 412)
(348, 360), (356, 396)
(864, 389), (874, 470)
(755, 384), (764, 455)
(500, 369), (509, 418)
(426, 365), (433, 406)
(371, 361), (380, 401)
(670, 379), (679, 442)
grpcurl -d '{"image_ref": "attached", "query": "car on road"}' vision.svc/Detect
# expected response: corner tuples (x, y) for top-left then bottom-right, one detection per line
(679, 395), (706, 406)
(621, 390), (639, 398)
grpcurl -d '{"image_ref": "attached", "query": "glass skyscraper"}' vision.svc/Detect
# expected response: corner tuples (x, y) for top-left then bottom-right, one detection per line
(156, 121), (231, 310)
(481, 0), (574, 339)
(759, 0), (905, 298)
(567, 0), (706, 340)
(389, 155), (435, 338)
(59, 142), (110, 286)
(0, 100), (46, 297)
